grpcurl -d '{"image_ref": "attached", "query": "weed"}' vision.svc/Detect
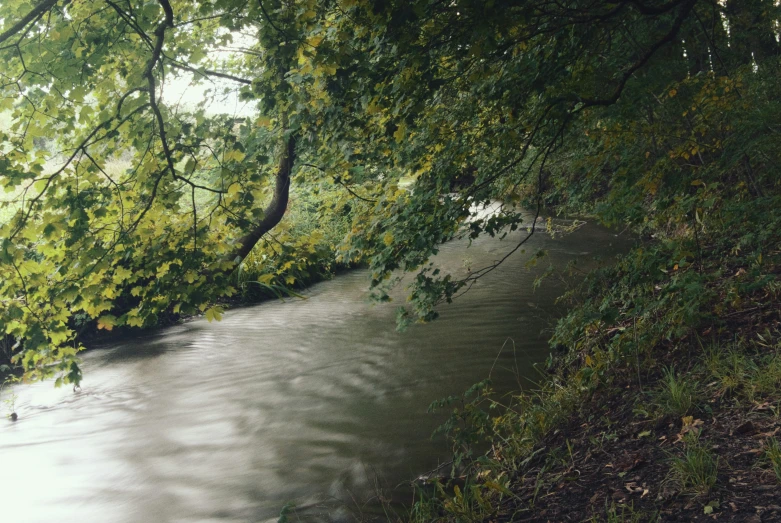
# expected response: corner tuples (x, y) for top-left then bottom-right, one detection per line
(495, 380), (580, 464)
(666, 432), (718, 497)
(702, 345), (754, 398)
(408, 478), (493, 523)
(589, 431), (619, 454)
(1, 376), (19, 420)
(764, 437), (781, 483)
(654, 367), (698, 418)
(701, 338), (781, 403)
(751, 353), (781, 400)
(590, 501), (655, 523)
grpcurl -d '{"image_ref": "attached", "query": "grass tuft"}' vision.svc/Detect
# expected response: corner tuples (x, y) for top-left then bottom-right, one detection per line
(764, 437), (781, 484)
(666, 432), (718, 497)
(590, 501), (655, 523)
(654, 367), (698, 418)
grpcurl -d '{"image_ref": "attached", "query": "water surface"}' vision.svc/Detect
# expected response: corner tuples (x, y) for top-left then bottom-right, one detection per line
(0, 217), (630, 522)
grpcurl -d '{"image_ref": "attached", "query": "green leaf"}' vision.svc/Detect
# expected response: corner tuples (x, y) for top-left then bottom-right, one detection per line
(204, 307), (223, 322)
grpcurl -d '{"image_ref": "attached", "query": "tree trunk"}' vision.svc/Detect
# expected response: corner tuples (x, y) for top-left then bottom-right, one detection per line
(231, 132), (296, 262)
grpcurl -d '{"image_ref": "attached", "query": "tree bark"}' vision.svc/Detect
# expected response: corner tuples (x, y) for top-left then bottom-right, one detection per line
(231, 132), (296, 262)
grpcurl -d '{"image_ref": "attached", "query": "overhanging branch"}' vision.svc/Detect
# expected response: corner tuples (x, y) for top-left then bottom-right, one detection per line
(231, 133), (296, 262)
(0, 0), (61, 46)
(577, 0), (697, 108)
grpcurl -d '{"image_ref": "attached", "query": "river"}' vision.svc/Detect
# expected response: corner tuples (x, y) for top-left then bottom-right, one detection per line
(0, 216), (630, 522)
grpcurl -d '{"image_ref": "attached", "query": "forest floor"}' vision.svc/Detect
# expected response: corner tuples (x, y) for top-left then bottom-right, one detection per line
(495, 323), (781, 522)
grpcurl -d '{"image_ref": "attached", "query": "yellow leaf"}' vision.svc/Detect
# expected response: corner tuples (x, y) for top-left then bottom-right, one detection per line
(227, 150), (246, 162)
(49, 328), (70, 345)
(97, 315), (117, 331)
(393, 122), (406, 143)
(366, 100), (380, 115)
(258, 273), (275, 284)
(127, 314), (144, 328)
(157, 262), (172, 278)
(113, 266), (132, 284)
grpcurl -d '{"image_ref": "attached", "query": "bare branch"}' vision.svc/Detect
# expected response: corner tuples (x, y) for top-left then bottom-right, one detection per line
(300, 163), (377, 203)
(167, 60), (252, 85)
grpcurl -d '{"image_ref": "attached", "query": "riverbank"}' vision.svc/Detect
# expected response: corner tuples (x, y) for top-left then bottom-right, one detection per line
(409, 205), (781, 521)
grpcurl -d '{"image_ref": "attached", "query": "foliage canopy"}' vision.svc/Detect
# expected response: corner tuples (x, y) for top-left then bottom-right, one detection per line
(1, 0), (779, 384)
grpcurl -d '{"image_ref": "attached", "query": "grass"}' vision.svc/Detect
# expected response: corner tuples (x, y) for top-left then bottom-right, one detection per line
(590, 502), (656, 523)
(702, 345), (755, 398)
(653, 367), (698, 418)
(701, 338), (781, 403)
(666, 432), (719, 498)
(765, 437), (781, 484)
(409, 283), (781, 521)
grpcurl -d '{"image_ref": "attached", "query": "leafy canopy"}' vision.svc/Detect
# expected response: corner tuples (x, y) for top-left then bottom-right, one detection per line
(1, 0), (779, 385)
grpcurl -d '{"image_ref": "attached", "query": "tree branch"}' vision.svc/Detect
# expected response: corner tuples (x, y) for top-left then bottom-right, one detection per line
(231, 133), (296, 261)
(167, 60), (252, 85)
(257, 0), (291, 40)
(300, 162), (377, 202)
(577, 0), (697, 108)
(0, 0), (61, 46)
(144, 0), (176, 181)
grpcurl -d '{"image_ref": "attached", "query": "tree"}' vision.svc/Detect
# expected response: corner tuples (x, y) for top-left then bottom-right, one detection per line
(1, 0), (779, 385)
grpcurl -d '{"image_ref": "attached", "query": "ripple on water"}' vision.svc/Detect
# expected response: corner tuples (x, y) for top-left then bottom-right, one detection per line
(0, 222), (633, 522)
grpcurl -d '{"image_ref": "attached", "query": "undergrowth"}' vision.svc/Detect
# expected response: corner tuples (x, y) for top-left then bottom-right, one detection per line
(665, 431), (719, 498)
(764, 437), (781, 484)
(406, 65), (781, 520)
